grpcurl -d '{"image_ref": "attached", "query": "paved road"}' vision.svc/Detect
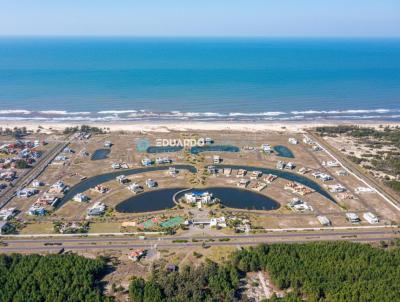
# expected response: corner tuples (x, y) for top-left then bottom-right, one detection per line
(2, 229), (397, 244)
(0, 138), (71, 209)
(306, 130), (400, 211)
(1, 228), (398, 253)
(0, 235), (397, 253)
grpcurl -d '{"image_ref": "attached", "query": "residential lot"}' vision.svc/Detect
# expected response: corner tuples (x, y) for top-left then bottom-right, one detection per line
(1, 128), (399, 236)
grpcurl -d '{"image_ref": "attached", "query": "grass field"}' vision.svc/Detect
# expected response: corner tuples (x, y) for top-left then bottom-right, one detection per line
(20, 222), (55, 234)
(89, 222), (121, 233)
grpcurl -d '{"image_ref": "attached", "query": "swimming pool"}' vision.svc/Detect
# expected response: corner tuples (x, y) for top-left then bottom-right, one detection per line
(190, 145), (240, 154)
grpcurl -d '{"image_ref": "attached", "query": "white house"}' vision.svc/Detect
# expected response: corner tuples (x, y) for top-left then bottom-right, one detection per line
(156, 157), (172, 164)
(323, 161), (340, 167)
(205, 137), (213, 144)
(0, 208), (17, 221)
(116, 175), (129, 184)
(111, 163), (121, 169)
(168, 167), (177, 177)
(336, 170), (348, 176)
(27, 206), (45, 216)
(346, 213), (360, 223)
(276, 161), (285, 170)
(141, 158), (153, 166)
(50, 181), (66, 193)
(210, 217), (227, 228)
(63, 147), (74, 153)
(287, 198), (313, 212)
(329, 184), (347, 193)
(261, 144), (273, 153)
(73, 193), (89, 202)
(55, 155), (68, 161)
(128, 183), (144, 194)
(312, 172), (333, 182)
(288, 138), (298, 145)
(87, 202), (106, 216)
(145, 179), (157, 188)
(320, 174), (333, 181)
(317, 215), (331, 226)
(213, 155), (221, 164)
(32, 180), (44, 187)
(285, 162), (296, 170)
(363, 212), (379, 224)
(184, 191), (215, 204)
(355, 187), (375, 194)
(250, 171), (262, 179)
(303, 137), (314, 144)
(17, 188), (38, 198)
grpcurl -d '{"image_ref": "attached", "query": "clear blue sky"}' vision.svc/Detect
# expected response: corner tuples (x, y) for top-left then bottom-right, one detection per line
(0, 0), (399, 37)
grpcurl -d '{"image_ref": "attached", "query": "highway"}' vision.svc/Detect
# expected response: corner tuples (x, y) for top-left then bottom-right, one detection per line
(1, 237), (397, 253)
(1, 228), (398, 253)
(1, 229), (397, 243)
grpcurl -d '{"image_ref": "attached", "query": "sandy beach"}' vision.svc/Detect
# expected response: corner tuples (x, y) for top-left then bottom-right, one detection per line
(1, 120), (399, 133)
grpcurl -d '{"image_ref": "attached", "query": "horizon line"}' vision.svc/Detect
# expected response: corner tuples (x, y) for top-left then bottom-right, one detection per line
(0, 35), (399, 39)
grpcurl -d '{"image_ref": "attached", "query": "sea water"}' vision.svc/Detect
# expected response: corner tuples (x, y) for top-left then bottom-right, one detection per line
(0, 37), (399, 121)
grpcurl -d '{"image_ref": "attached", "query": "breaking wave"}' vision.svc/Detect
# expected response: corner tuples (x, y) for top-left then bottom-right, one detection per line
(0, 108), (399, 122)
(0, 109), (31, 115)
(290, 109), (396, 115)
(38, 110), (91, 115)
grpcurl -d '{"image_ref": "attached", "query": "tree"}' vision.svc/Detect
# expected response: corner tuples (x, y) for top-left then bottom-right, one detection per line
(143, 282), (163, 302)
(129, 277), (145, 302)
(15, 159), (29, 169)
(0, 253), (112, 302)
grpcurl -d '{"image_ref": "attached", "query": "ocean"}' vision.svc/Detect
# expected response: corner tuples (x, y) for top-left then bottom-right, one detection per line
(0, 37), (399, 122)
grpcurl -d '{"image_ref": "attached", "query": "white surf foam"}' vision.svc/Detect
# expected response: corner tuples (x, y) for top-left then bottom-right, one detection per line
(229, 111), (286, 117)
(0, 110), (31, 115)
(291, 109), (396, 115)
(38, 110), (91, 115)
(97, 110), (138, 114)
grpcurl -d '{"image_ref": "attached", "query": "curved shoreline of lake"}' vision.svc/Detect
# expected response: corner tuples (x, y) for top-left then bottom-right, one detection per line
(57, 165), (197, 208)
(116, 186), (280, 213)
(177, 187), (280, 211)
(59, 163), (334, 210)
(116, 187), (184, 213)
(214, 164), (335, 203)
